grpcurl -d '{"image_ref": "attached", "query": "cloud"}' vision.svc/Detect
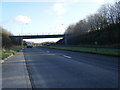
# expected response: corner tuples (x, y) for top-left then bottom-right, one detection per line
(15, 15), (31, 24)
(53, 3), (66, 15)
(2, 0), (114, 3)
(54, 24), (69, 34)
(53, 0), (113, 3)
(88, 0), (105, 3)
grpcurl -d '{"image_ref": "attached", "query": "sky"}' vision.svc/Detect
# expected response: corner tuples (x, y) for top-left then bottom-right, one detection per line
(1, 0), (115, 43)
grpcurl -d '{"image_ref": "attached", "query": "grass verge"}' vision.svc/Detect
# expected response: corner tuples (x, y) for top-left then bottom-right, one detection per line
(43, 45), (120, 57)
(0, 46), (22, 60)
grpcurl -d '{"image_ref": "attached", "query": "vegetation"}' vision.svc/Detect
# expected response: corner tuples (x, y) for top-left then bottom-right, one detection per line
(55, 1), (120, 56)
(0, 27), (19, 48)
(0, 27), (22, 60)
(57, 1), (120, 46)
(1, 46), (21, 60)
(43, 45), (120, 57)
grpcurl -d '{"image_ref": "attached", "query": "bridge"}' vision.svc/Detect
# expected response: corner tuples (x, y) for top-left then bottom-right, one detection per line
(11, 33), (67, 46)
(11, 34), (65, 39)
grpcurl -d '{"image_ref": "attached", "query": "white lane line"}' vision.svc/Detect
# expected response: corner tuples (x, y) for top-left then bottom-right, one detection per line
(46, 51), (50, 53)
(63, 55), (72, 59)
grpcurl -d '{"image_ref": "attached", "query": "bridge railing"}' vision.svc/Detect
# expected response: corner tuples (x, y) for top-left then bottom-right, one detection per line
(15, 32), (64, 36)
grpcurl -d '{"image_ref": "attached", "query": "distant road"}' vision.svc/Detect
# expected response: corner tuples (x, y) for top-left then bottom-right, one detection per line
(24, 47), (118, 88)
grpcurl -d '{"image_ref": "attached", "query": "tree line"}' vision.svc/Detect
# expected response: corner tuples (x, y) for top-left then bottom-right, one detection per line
(57, 0), (120, 45)
(0, 27), (19, 48)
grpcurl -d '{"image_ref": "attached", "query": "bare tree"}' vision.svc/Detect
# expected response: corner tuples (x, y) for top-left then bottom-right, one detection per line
(97, 4), (109, 28)
(62, 0), (120, 45)
(114, 0), (120, 23)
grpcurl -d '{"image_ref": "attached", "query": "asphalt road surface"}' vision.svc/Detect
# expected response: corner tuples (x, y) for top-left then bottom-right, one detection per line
(23, 47), (118, 88)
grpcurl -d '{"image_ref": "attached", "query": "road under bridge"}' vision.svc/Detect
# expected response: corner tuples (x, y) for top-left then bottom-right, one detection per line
(11, 34), (67, 45)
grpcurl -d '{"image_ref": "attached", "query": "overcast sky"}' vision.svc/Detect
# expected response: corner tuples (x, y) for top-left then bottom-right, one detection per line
(1, 0), (115, 43)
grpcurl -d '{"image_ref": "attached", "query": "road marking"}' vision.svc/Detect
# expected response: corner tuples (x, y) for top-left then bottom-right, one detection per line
(63, 55), (72, 59)
(46, 51), (50, 53)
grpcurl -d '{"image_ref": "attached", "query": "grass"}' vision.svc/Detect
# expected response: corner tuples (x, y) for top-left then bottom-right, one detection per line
(0, 50), (2, 60)
(43, 45), (120, 57)
(1, 46), (22, 60)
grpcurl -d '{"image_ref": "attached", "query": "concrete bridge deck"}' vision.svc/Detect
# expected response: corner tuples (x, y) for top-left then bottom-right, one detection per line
(11, 34), (64, 39)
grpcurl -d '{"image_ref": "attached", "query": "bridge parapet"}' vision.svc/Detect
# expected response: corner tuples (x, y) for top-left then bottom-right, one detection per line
(16, 32), (64, 36)
(11, 34), (64, 39)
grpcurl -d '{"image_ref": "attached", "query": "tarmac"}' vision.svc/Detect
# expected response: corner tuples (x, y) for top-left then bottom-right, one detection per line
(2, 51), (32, 89)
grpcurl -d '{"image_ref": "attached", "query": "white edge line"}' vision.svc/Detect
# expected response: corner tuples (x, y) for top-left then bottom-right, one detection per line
(63, 55), (72, 59)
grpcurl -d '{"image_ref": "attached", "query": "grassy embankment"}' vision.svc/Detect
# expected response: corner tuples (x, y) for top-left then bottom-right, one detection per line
(43, 44), (120, 57)
(0, 46), (22, 60)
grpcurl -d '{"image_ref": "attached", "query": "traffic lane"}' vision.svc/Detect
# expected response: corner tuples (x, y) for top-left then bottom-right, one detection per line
(37, 47), (118, 71)
(24, 47), (118, 88)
